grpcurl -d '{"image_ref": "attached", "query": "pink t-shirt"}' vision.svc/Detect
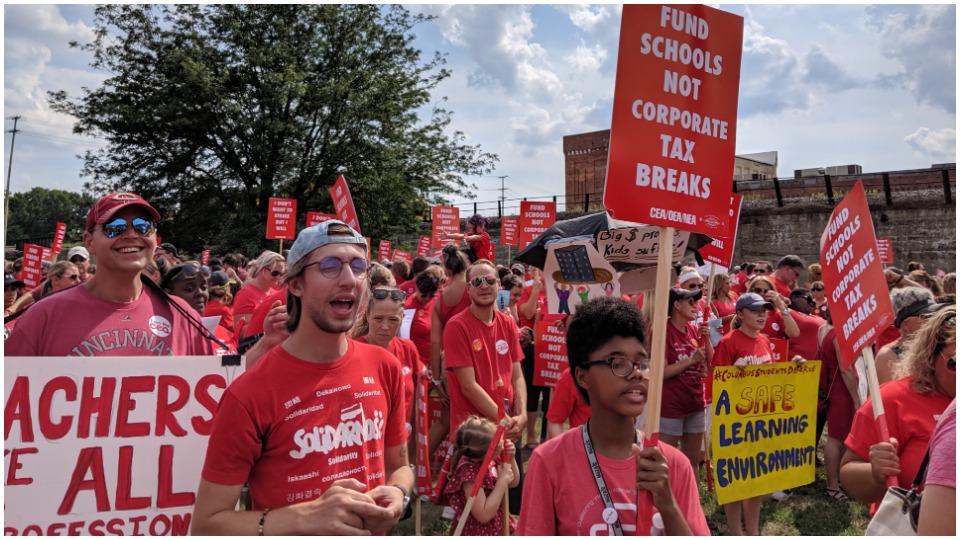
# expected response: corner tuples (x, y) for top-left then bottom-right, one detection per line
(517, 427), (709, 535)
(443, 309), (523, 431)
(200, 341), (407, 510)
(662, 321), (706, 418)
(5, 284), (214, 356)
(545, 368), (591, 429)
(926, 398), (956, 489)
(232, 283), (267, 317)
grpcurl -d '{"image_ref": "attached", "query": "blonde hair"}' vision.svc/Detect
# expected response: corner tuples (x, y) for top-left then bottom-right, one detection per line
(450, 416), (498, 474)
(251, 251), (284, 278)
(710, 272), (732, 304)
(746, 275), (776, 293)
(40, 261), (78, 298)
(895, 305), (955, 395)
(368, 262), (396, 289)
(350, 287), (404, 339)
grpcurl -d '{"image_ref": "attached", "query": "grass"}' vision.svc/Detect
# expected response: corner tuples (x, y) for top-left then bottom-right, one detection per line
(391, 421), (871, 536)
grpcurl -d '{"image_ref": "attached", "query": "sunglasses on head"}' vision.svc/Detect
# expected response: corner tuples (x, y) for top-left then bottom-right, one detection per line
(469, 274), (498, 288)
(371, 288), (406, 302)
(100, 217), (155, 239)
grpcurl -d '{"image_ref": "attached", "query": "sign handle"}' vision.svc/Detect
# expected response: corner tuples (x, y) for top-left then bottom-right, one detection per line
(705, 264), (717, 310)
(861, 346), (896, 488)
(703, 431), (713, 493)
(506, 245), (511, 266)
(638, 226), (673, 535)
(278, 239), (283, 254)
(413, 377), (422, 536)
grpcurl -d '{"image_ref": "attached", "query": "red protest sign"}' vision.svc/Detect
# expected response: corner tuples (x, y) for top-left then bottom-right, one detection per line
(201, 249), (211, 266)
(604, 5), (743, 236)
(52, 222), (67, 254)
(416, 235), (432, 257)
(393, 249), (413, 264)
(330, 175), (361, 233)
(377, 240), (392, 262)
(533, 320), (567, 387)
(518, 201), (556, 250)
(820, 181), (894, 368)
(875, 237), (893, 265)
(431, 248), (443, 258)
(306, 212), (337, 228)
(698, 193), (743, 268)
(266, 198), (297, 240)
(500, 217), (519, 246)
(21, 244), (44, 288)
(431, 206), (460, 247)
(769, 338), (788, 364)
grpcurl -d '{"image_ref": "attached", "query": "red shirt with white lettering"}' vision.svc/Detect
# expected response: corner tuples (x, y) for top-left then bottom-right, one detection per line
(545, 368), (590, 429)
(356, 336), (421, 422)
(712, 329), (774, 367)
(201, 341), (406, 510)
(760, 309), (790, 340)
(443, 309), (523, 432)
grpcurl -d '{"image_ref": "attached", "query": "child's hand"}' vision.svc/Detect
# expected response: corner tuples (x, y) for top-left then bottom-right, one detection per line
(504, 439), (516, 461)
(496, 462), (515, 485)
(791, 355), (806, 367)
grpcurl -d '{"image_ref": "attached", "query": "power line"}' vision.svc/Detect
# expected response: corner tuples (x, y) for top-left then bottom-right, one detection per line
(5, 116), (21, 248)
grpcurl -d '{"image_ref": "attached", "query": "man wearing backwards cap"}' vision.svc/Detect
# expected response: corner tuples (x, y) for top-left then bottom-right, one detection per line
(6, 192), (214, 357)
(194, 220), (413, 536)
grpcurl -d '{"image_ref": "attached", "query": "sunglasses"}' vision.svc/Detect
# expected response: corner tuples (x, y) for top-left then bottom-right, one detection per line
(63, 274), (80, 281)
(268, 269), (284, 278)
(101, 217), (155, 239)
(811, 287), (824, 292)
(372, 289), (407, 302)
(470, 274), (498, 288)
(752, 287), (772, 294)
(304, 256), (369, 279)
(754, 269), (767, 274)
(686, 283), (703, 290)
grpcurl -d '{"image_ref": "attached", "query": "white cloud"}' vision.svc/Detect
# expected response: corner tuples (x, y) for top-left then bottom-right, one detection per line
(903, 127), (957, 161)
(564, 40), (607, 77)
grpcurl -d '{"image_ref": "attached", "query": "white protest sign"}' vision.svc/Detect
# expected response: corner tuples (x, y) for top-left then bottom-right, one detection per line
(543, 240), (619, 315)
(4, 356), (242, 536)
(597, 226), (690, 265)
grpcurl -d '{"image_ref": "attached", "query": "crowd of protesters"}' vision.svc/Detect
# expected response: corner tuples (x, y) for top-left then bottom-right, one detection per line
(3, 196), (956, 536)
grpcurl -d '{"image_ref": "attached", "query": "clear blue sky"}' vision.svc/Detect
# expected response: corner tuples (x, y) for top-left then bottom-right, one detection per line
(4, 4), (956, 215)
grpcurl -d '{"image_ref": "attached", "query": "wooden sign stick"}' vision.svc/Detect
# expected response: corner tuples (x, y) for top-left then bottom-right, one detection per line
(413, 382), (422, 536)
(861, 346), (896, 488)
(638, 226), (674, 536)
(278, 239), (283, 254)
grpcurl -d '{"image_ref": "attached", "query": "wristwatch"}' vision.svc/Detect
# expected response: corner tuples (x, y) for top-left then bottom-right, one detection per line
(394, 484), (413, 520)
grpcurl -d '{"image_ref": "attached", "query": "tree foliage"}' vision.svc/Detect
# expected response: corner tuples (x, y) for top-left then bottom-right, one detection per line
(49, 4), (497, 255)
(6, 187), (94, 246)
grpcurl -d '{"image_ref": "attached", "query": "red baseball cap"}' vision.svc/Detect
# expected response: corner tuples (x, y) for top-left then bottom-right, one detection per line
(86, 192), (161, 231)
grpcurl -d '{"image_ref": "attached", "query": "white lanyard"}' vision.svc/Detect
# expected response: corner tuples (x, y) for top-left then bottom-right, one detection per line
(580, 422), (641, 536)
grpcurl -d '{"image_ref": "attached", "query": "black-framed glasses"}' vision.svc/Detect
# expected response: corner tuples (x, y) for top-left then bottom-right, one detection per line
(101, 217), (155, 239)
(470, 274), (498, 288)
(372, 288), (406, 302)
(752, 287), (772, 294)
(581, 354), (650, 378)
(304, 256), (369, 279)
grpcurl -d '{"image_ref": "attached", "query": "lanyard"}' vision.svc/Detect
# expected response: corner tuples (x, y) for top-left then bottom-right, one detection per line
(580, 422), (642, 536)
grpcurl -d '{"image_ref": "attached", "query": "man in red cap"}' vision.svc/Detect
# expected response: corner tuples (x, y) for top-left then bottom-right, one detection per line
(6, 192), (215, 356)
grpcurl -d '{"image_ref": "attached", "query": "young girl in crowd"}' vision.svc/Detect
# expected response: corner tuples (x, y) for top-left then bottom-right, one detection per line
(442, 416), (519, 535)
(519, 297), (708, 536)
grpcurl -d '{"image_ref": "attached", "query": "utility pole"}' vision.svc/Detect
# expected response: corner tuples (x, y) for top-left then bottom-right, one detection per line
(496, 175), (508, 217)
(4, 115), (21, 250)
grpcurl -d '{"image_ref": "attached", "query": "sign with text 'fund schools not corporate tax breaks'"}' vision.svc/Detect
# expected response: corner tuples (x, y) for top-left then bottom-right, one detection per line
(604, 4), (743, 237)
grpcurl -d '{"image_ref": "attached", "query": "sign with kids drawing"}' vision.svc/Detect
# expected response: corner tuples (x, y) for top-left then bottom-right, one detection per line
(543, 240), (620, 315)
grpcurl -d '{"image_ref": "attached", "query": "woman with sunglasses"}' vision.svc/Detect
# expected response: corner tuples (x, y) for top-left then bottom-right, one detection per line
(744, 275), (800, 340)
(5, 261), (81, 315)
(841, 306), (955, 512)
(353, 287), (423, 441)
(809, 280), (828, 318)
(677, 267), (709, 324)
(875, 287), (937, 384)
(233, 251), (285, 333)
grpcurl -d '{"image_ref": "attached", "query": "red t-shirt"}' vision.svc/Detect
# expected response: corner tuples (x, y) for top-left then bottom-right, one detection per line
(694, 298), (708, 325)
(245, 288), (287, 336)
(517, 428), (709, 535)
(788, 310), (825, 361)
(711, 296), (738, 336)
(438, 286), (471, 327)
(202, 301), (235, 331)
(517, 285), (546, 330)
(468, 232), (495, 262)
(845, 377), (952, 504)
(731, 272), (749, 296)
(233, 283), (267, 317)
(404, 294), (435, 365)
(5, 284), (215, 356)
(770, 275), (793, 298)
(356, 336), (421, 422)
(712, 329), (774, 368)
(201, 341), (407, 510)
(545, 368), (591, 429)
(398, 279), (418, 298)
(662, 321), (706, 418)
(443, 309), (523, 431)
(875, 323), (901, 352)
(760, 309), (790, 340)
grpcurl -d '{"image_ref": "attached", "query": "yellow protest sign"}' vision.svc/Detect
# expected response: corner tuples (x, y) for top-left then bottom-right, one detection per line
(711, 362), (821, 504)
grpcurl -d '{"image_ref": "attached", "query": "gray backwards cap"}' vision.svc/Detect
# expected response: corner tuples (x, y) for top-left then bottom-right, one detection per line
(287, 219), (366, 267)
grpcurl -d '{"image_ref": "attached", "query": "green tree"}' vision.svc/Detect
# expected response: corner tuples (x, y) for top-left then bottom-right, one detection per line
(49, 4), (496, 255)
(6, 187), (94, 246)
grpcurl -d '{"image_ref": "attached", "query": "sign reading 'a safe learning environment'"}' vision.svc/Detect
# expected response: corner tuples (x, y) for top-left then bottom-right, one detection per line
(711, 362), (820, 504)
(604, 4), (743, 237)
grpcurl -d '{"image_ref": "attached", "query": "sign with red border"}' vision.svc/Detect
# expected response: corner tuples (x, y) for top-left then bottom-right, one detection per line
(330, 175), (361, 233)
(266, 198), (296, 240)
(518, 201), (556, 250)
